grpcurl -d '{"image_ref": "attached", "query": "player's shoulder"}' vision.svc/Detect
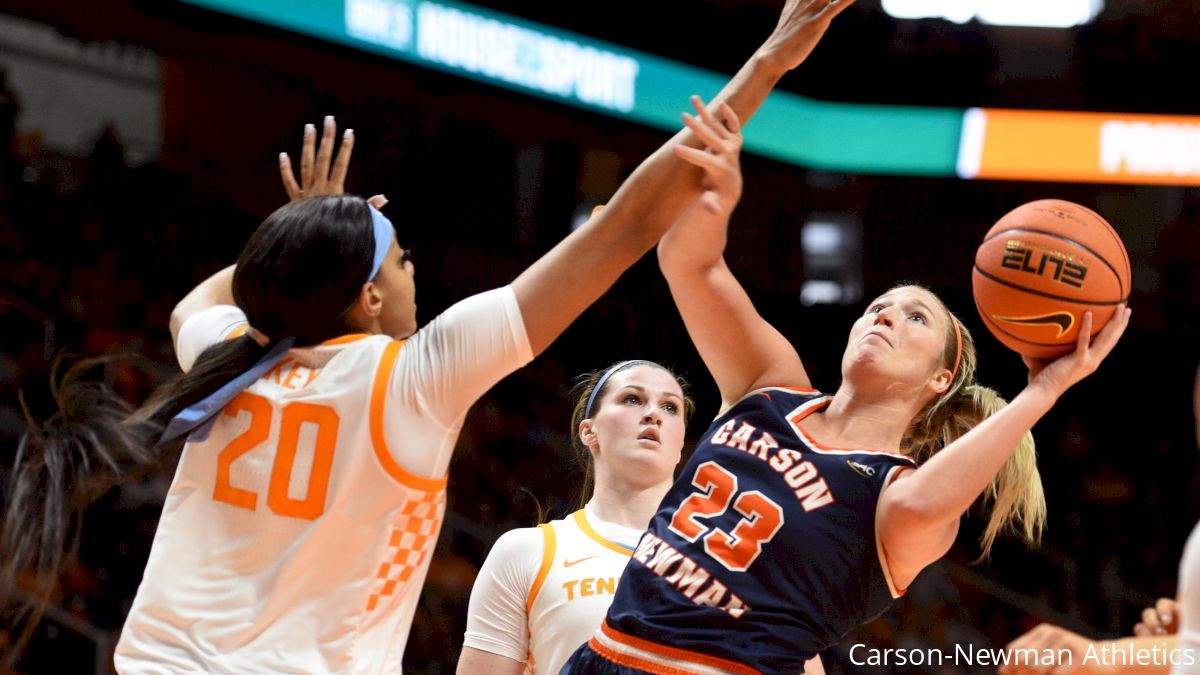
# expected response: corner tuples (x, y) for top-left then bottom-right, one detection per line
(491, 524), (551, 556)
(717, 386), (828, 420)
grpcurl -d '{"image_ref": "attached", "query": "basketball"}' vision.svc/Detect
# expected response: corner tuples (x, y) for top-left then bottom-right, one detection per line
(972, 199), (1131, 358)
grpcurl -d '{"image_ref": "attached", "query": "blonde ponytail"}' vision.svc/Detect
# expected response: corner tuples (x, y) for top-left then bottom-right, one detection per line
(898, 285), (1047, 558)
(905, 384), (1045, 558)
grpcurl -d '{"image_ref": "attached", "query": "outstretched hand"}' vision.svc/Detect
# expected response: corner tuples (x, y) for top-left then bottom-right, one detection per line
(280, 115), (355, 201)
(1133, 597), (1180, 637)
(674, 96), (744, 216)
(758, 0), (856, 73)
(1023, 305), (1131, 398)
(998, 624), (1092, 675)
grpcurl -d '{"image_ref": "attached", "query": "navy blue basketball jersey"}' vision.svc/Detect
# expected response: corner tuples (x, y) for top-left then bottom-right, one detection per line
(600, 388), (917, 674)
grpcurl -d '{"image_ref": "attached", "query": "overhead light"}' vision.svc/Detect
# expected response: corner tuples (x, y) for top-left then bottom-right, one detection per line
(881, 0), (1104, 28)
(800, 280), (844, 307)
(801, 221), (844, 256)
(799, 214), (863, 306)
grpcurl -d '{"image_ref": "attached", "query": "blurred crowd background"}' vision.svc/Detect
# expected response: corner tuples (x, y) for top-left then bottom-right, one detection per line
(1, 0), (1199, 672)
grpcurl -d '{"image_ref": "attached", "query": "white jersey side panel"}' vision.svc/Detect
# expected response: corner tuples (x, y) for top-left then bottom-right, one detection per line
(1173, 521), (1200, 675)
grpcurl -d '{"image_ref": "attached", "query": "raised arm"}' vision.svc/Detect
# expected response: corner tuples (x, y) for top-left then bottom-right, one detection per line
(1000, 625), (1175, 675)
(511, 0), (855, 355)
(877, 308), (1131, 588)
(170, 117), (367, 348)
(657, 99), (810, 408)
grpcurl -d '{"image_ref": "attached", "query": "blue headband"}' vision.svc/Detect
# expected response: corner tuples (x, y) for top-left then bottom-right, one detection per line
(159, 203), (396, 447)
(583, 360), (655, 419)
(368, 205), (394, 280)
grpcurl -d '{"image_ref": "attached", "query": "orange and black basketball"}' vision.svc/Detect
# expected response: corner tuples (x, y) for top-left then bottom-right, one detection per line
(972, 199), (1131, 358)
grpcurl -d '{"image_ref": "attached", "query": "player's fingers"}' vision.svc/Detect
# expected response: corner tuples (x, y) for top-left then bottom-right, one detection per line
(328, 129), (354, 193)
(674, 144), (726, 173)
(817, 0), (856, 21)
(279, 153), (301, 201)
(682, 112), (731, 154)
(300, 123), (316, 190)
(1088, 305), (1130, 361)
(1073, 311), (1093, 355)
(1156, 597), (1176, 628)
(717, 102), (742, 136)
(313, 115), (336, 189)
(690, 95), (730, 141)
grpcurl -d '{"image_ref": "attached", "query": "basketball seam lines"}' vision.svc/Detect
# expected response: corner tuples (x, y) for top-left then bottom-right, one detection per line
(972, 265), (1127, 306)
(980, 226), (1127, 299)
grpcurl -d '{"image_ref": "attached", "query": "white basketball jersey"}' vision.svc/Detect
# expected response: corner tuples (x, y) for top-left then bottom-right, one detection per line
(1174, 521), (1200, 675)
(526, 510), (637, 674)
(117, 288), (532, 674)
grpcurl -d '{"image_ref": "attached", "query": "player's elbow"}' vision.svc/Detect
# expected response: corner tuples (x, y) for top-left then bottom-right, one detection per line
(882, 490), (949, 533)
(169, 304), (188, 339)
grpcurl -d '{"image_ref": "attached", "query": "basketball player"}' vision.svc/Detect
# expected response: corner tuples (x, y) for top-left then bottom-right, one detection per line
(562, 65), (1131, 675)
(0, 0), (865, 669)
(457, 361), (692, 675)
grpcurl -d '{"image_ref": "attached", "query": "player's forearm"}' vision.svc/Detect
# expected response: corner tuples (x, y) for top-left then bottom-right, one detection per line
(170, 265), (236, 343)
(1079, 635), (1179, 675)
(604, 55), (785, 241)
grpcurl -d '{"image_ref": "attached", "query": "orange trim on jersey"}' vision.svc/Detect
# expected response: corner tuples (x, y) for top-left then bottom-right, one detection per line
(225, 327), (368, 346)
(526, 523), (556, 615)
(573, 510), (634, 557)
(320, 333), (372, 346)
(592, 621), (761, 675)
(875, 465), (914, 599)
(789, 398), (912, 460)
(727, 386), (820, 411)
(370, 340), (448, 492)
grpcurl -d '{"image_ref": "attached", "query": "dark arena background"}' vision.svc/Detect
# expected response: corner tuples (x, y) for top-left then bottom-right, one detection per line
(1, 0), (1198, 672)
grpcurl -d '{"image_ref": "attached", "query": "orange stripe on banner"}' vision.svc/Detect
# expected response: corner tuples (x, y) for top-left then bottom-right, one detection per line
(526, 523), (556, 614)
(574, 510), (633, 556)
(598, 621), (761, 675)
(975, 108), (1200, 186)
(369, 340), (448, 491)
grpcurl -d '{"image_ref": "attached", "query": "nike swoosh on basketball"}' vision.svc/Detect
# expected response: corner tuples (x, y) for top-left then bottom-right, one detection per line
(563, 555), (601, 568)
(993, 312), (1075, 338)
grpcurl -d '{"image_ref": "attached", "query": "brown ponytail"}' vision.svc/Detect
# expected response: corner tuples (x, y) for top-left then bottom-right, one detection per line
(0, 195), (378, 661)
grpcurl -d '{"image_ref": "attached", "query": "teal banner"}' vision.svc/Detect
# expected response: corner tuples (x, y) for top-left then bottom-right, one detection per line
(178, 0), (965, 177)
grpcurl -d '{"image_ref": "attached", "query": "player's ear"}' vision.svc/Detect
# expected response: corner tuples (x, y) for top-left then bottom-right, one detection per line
(579, 419), (598, 448)
(929, 366), (953, 396)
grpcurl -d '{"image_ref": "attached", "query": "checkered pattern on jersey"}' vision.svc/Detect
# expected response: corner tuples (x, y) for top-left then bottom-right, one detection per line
(365, 490), (446, 612)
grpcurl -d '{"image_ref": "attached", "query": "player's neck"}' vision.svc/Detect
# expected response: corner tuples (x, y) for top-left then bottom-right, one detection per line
(814, 389), (915, 453)
(587, 482), (670, 530)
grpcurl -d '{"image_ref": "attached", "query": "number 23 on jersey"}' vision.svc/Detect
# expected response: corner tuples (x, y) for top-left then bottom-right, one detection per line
(668, 461), (785, 572)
